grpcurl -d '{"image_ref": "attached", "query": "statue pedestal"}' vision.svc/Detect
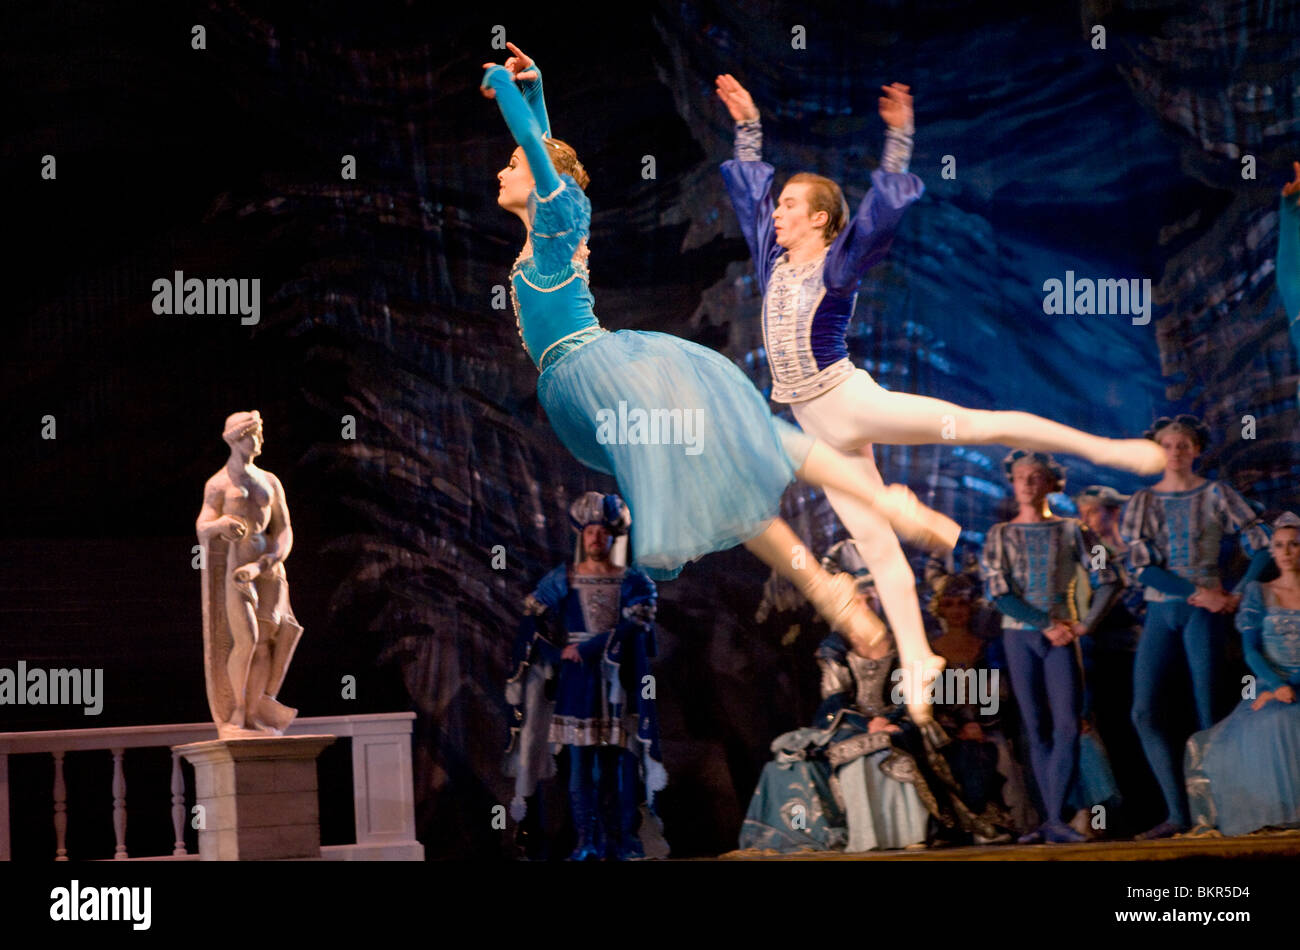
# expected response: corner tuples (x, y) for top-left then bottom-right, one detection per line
(174, 735), (336, 860)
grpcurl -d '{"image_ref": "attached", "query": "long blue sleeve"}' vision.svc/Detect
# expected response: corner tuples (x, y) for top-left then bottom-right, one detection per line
(1237, 582), (1285, 692)
(1236, 548), (1274, 592)
(1279, 191), (1300, 328)
(823, 169), (924, 295)
(1133, 564), (1197, 597)
(519, 65), (550, 137)
(482, 65), (562, 200)
(993, 593), (1051, 630)
(720, 136), (781, 291)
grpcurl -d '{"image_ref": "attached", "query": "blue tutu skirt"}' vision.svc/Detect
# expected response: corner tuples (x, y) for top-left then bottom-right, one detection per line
(1186, 697), (1300, 836)
(537, 329), (811, 580)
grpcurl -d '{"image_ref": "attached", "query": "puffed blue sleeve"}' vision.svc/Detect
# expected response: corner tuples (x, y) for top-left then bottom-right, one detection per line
(1237, 582), (1285, 691)
(823, 168), (924, 296)
(720, 120), (782, 291)
(1279, 190), (1300, 329)
(519, 565), (568, 666)
(1120, 490), (1197, 596)
(1209, 482), (1272, 593)
(981, 523), (1052, 629)
(528, 174), (590, 276)
(526, 564), (568, 613)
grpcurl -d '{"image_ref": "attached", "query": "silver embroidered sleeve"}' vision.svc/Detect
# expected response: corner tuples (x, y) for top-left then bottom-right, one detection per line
(880, 122), (914, 174)
(734, 118), (763, 162)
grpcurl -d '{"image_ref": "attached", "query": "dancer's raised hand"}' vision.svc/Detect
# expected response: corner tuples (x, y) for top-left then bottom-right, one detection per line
(1284, 160), (1300, 198)
(480, 41), (538, 97)
(879, 82), (912, 130)
(715, 73), (759, 122)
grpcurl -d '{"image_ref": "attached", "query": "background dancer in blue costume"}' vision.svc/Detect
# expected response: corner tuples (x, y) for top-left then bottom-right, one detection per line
(980, 452), (1122, 844)
(505, 492), (663, 860)
(1280, 162), (1300, 387)
(1120, 415), (1272, 839)
(713, 74), (1166, 728)
(1186, 513), (1300, 838)
(479, 44), (961, 656)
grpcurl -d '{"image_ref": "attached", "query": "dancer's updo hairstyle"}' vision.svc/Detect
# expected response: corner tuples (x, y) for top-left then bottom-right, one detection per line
(543, 137), (590, 190)
(786, 172), (850, 244)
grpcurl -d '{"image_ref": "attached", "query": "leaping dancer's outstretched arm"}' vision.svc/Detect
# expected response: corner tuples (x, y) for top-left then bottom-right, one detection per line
(481, 59), (561, 200)
(823, 83), (924, 295)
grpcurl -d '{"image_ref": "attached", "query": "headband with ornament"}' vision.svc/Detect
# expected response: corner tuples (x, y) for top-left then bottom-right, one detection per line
(1003, 449), (1066, 492)
(1144, 414), (1210, 451)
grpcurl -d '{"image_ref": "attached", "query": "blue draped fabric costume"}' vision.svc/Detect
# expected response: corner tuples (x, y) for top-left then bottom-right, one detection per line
(980, 518), (1122, 828)
(1186, 581), (1300, 835)
(483, 64), (813, 579)
(1120, 481), (1271, 828)
(718, 119), (923, 405)
(506, 561), (664, 859)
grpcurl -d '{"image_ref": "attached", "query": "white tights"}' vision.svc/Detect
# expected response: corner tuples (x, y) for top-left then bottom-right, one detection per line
(791, 368), (1148, 668)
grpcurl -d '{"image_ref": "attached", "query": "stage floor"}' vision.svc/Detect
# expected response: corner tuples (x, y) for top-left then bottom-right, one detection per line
(719, 828), (1300, 861)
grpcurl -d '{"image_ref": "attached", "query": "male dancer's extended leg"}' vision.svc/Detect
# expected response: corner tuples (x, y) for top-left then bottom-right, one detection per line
(791, 440), (941, 720)
(798, 371), (1165, 475)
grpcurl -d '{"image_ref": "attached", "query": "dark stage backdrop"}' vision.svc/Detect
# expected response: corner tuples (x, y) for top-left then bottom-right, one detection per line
(4, 0), (1298, 858)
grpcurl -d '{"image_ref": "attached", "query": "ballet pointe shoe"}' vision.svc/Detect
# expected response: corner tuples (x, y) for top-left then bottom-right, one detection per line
(872, 485), (961, 553)
(1096, 439), (1166, 476)
(804, 573), (888, 651)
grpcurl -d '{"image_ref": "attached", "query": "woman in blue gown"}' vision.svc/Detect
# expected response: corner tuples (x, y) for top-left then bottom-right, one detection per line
(478, 45), (960, 654)
(1185, 513), (1300, 836)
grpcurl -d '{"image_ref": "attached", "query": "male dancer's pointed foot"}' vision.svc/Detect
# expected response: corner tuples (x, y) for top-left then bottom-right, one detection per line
(1097, 439), (1166, 476)
(873, 485), (961, 553)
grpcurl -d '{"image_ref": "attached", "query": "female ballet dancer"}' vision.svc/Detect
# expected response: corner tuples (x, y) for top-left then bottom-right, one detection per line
(478, 45), (958, 662)
(713, 73), (1167, 722)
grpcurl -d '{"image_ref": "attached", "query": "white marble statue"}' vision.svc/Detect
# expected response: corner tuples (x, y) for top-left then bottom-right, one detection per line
(195, 410), (303, 738)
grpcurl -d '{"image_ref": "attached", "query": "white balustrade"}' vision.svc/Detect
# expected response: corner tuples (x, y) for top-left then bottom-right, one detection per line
(0, 713), (423, 861)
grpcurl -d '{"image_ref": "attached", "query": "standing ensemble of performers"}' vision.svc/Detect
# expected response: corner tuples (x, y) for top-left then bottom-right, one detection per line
(477, 43), (1300, 857)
